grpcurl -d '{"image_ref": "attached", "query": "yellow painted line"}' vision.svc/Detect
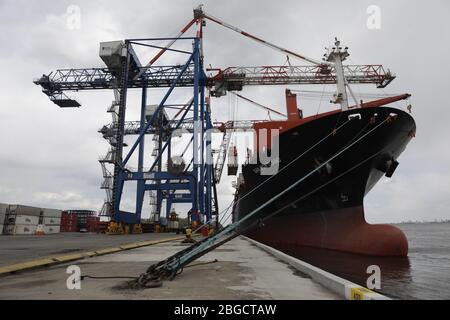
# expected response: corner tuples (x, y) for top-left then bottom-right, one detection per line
(0, 235), (186, 276)
(52, 253), (85, 263)
(0, 258), (56, 274)
(134, 241), (152, 247)
(139, 240), (156, 246)
(82, 251), (98, 258)
(94, 247), (123, 255)
(119, 243), (140, 250)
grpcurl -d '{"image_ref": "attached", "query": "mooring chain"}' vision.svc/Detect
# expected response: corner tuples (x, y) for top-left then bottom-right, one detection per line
(134, 272), (164, 289)
(131, 232), (219, 288)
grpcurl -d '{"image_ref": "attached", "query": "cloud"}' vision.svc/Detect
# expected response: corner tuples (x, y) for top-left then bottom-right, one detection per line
(366, 170), (450, 223)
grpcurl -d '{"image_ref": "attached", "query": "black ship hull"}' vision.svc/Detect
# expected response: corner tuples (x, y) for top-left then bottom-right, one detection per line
(232, 106), (416, 256)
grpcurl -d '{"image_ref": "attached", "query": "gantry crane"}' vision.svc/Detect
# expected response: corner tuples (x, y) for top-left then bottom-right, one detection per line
(34, 6), (396, 234)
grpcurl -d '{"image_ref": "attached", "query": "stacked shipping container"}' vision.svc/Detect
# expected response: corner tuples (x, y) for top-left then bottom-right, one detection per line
(42, 208), (62, 234)
(61, 210), (98, 233)
(4, 205), (41, 235)
(60, 211), (78, 232)
(0, 203), (8, 234)
(86, 216), (100, 233)
(0, 204), (100, 235)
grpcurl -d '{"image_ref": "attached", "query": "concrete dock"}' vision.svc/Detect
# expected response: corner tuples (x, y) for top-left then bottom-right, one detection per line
(0, 236), (340, 300)
(0, 233), (180, 267)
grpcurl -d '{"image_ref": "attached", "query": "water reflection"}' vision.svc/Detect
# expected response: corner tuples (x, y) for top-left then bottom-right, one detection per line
(272, 244), (414, 299)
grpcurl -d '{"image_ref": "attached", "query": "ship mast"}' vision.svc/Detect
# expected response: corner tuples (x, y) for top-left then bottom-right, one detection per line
(324, 38), (350, 111)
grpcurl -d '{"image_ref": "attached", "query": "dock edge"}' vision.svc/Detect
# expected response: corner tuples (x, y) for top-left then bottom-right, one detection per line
(242, 236), (390, 300)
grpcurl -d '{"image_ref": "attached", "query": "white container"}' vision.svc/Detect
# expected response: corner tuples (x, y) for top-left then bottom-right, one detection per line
(0, 212), (5, 225)
(44, 225), (60, 234)
(7, 215), (39, 226)
(42, 208), (62, 218)
(5, 224), (37, 235)
(0, 203), (8, 214)
(43, 216), (61, 226)
(8, 205), (41, 217)
(0, 224), (4, 235)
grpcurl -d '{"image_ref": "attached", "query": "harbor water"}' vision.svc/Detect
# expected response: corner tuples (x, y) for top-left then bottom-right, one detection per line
(273, 222), (450, 300)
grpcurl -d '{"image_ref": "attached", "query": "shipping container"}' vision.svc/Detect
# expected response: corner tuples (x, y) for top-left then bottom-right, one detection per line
(60, 225), (77, 232)
(61, 212), (77, 224)
(0, 224), (4, 235)
(8, 205), (42, 217)
(0, 212), (6, 225)
(5, 224), (37, 235)
(60, 222), (77, 228)
(60, 211), (96, 232)
(65, 210), (95, 216)
(61, 215), (77, 221)
(85, 216), (100, 233)
(61, 215), (77, 220)
(44, 225), (60, 234)
(43, 217), (61, 226)
(6, 215), (39, 226)
(62, 211), (77, 218)
(61, 219), (77, 225)
(42, 208), (62, 218)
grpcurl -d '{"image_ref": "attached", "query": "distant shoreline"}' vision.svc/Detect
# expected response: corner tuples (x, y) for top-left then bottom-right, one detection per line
(393, 220), (450, 225)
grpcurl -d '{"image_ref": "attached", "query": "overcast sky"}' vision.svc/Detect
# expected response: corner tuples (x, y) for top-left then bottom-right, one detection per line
(0, 0), (449, 223)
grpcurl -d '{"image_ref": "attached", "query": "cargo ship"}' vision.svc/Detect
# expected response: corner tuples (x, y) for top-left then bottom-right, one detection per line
(231, 42), (416, 257)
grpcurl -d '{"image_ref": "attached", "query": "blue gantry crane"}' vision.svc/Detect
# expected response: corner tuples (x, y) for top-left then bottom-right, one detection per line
(36, 33), (217, 233)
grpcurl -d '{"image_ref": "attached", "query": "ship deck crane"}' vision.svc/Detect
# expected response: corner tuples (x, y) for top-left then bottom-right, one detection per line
(35, 6), (398, 254)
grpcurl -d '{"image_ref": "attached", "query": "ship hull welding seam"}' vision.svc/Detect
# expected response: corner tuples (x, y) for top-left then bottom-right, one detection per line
(233, 105), (416, 257)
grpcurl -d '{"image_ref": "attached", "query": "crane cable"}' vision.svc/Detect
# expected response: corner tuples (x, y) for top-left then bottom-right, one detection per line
(134, 18), (198, 80)
(193, 115), (354, 233)
(166, 116), (391, 268)
(134, 114), (394, 288)
(133, 115), (354, 286)
(83, 125), (394, 286)
(200, 10), (332, 67)
(230, 92), (287, 118)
